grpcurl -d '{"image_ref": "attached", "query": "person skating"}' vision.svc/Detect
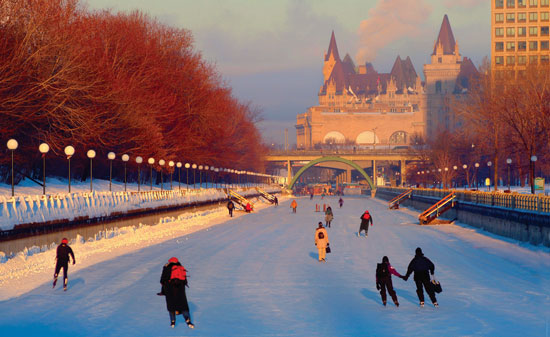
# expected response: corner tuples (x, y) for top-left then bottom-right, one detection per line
(403, 247), (438, 307)
(274, 196), (278, 206)
(245, 202), (252, 213)
(338, 197), (343, 208)
(314, 222), (329, 262)
(358, 210), (373, 237)
(290, 199), (297, 213)
(227, 200), (235, 217)
(53, 238), (75, 291)
(160, 257), (194, 329)
(310, 193), (314, 200)
(376, 256), (404, 307)
(325, 206), (333, 228)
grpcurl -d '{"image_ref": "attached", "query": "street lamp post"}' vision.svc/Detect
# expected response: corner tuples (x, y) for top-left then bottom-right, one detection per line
(463, 164), (469, 189)
(64, 146), (75, 193)
(185, 163), (190, 190)
(192, 164), (197, 189)
(87, 150), (96, 192)
(136, 156), (143, 192)
(444, 167), (448, 189)
(122, 154), (129, 192)
(198, 165), (203, 188)
(177, 162), (182, 190)
(215, 168), (219, 188)
(204, 166), (209, 188)
(169, 161), (174, 190)
(453, 166), (457, 188)
(7, 139), (18, 197)
(474, 163), (480, 190)
(148, 158), (155, 190)
(159, 159), (165, 191)
(107, 152), (116, 192)
(506, 158), (512, 191)
(531, 155), (538, 194)
(487, 161), (492, 191)
(39, 143), (50, 195)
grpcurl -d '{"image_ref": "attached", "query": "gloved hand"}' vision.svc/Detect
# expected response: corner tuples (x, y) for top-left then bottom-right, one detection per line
(376, 283), (381, 290)
(402, 275), (408, 281)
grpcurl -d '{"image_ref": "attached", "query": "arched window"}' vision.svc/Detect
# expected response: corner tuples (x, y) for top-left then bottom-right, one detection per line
(356, 131), (380, 144)
(323, 131), (346, 144)
(389, 131), (407, 144)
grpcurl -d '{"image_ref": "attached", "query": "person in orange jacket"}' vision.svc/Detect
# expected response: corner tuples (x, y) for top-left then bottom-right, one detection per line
(290, 199), (297, 213)
(314, 222), (329, 262)
(245, 202), (252, 213)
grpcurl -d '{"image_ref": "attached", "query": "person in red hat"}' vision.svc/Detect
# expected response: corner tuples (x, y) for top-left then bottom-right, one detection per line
(159, 257), (194, 329)
(53, 238), (75, 291)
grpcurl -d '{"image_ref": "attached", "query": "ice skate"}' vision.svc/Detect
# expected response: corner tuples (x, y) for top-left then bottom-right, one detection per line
(420, 301), (425, 307)
(186, 319), (194, 329)
(434, 302), (439, 308)
(170, 321), (175, 328)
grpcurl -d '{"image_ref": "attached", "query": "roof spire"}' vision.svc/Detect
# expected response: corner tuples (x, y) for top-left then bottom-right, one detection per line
(325, 31), (341, 62)
(432, 14), (456, 56)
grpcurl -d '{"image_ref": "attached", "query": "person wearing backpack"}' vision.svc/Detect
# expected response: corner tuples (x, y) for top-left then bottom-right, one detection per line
(160, 257), (194, 329)
(314, 222), (329, 262)
(358, 210), (373, 237)
(403, 247), (438, 308)
(227, 200), (235, 217)
(325, 206), (334, 228)
(375, 256), (404, 307)
(52, 238), (75, 291)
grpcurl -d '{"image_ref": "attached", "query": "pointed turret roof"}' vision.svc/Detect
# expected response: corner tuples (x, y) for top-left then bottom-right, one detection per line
(342, 54), (356, 75)
(432, 15), (456, 56)
(390, 56), (418, 91)
(325, 31), (341, 62)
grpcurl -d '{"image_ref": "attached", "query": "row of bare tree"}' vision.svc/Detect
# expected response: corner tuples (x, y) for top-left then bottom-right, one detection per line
(0, 0), (266, 184)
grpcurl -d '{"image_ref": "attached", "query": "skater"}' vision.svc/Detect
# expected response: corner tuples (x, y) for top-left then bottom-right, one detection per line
(358, 210), (373, 237)
(376, 256), (403, 307)
(245, 202), (252, 213)
(403, 247), (438, 307)
(314, 222), (329, 262)
(160, 257), (194, 329)
(52, 238), (75, 291)
(338, 197), (343, 208)
(227, 199), (235, 217)
(274, 196), (278, 206)
(310, 193), (314, 200)
(325, 206), (333, 228)
(290, 199), (297, 213)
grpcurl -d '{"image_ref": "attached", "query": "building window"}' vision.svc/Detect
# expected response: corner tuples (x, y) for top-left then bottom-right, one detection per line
(507, 13), (516, 22)
(542, 12), (549, 20)
(530, 0), (538, 6)
(530, 12), (538, 21)
(518, 27), (527, 36)
(507, 56), (516, 65)
(438, 57), (442, 63)
(496, 0), (504, 6)
(518, 55), (527, 64)
(518, 41), (527, 50)
(506, 41), (516, 51)
(508, 0), (516, 7)
(507, 27), (516, 36)
(495, 13), (504, 22)
(496, 27), (505, 36)
(542, 55), (550, 63)
(530, 55), (539, 63)
(542, 26), (549, 35)
(518, 12), (527, 22)
(495, 56), (504, 65)
(519, 0), (527, 6)
(530, 40), (538, 49)
(495, 42), (504, 51)
(530, 26), (538, 35)
(542, 40), (550, 49)
(435, 81), (442, 93)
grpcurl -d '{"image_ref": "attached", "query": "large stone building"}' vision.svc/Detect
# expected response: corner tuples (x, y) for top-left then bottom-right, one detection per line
(491, 0), (550, 71)
(296, 15), (477, 148)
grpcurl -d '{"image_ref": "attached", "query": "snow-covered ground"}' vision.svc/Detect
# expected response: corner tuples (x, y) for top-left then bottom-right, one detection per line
(0, 195), (549, 336)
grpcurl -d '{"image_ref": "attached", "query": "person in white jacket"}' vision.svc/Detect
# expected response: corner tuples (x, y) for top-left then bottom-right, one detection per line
(314, 222), (329, 262)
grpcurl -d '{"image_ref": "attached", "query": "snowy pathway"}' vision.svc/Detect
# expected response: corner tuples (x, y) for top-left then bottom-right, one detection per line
(1, 196), (549, 336)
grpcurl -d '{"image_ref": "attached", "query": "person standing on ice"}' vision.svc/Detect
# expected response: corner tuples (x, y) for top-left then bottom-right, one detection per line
(325, 206), (333, 228)
(358, 210), (373, 237)
(227, 199), (235, 217)
(160, 257), (194, 329)
(338, 197), (343, 208)
(290, 199), (297, 213)
(53, 238), (75, 291)
(314, 222), (329, 262)
(403, 247), (438, 308)
(376, 256), (403, 307)
(245, 202), (252, 213)
(274, 196), (278, 206)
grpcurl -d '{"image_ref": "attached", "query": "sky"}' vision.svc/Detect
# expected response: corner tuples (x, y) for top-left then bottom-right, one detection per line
(84, 0), (490, 146)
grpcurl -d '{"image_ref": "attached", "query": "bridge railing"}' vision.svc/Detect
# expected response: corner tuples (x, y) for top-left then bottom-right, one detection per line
(268, 148), (414, 156)
(377, 186), (550, 213)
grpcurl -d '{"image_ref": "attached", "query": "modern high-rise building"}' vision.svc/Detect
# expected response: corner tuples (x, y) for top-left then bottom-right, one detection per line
(492, 0), (550, 71)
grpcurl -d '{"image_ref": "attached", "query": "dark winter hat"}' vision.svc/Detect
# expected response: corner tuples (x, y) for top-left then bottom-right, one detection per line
(415, 247), (423, 255)
(61, 238), (68, 244)
(168, 257), (179, 263)
(318, 222), (323, 227)
(382, 256), (389, 263)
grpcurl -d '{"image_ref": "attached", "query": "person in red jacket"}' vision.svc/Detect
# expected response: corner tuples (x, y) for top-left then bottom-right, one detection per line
(245, 202), (252, 213)
(375, 256), (404, 307)
(358, 210), (373, 237)
(53, 238), (75, 291)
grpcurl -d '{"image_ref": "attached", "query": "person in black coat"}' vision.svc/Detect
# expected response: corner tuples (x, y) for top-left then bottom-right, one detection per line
(403, 247), (438, 307)
(227, 200), (235, 217)
(160, 257), (194, 328)
(274, 196), (278, 206)
(358, 210), (373, 237)
(53, 238), (75, 291)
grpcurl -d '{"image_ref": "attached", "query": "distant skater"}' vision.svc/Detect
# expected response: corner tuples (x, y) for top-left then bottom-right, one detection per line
(227, 200), (235, 217)
(358, 210), (373, 237)
(314, 222), (329, 262)
(291, 199), (297, 213)
(403, 247), (438, 307)
(53, 238), (75, 291)
(376, 256), (404, 307)
(245, 202), (252, 213)
(274, 196), (278, 206)
(338, 197), (343, 208)
(160, 257), (194, 329)
(310, 193), (314, 200)
(325, 206), (333, 228)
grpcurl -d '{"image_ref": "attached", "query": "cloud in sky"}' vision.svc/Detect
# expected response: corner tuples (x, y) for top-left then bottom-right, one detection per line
(443, 0), (484, 9)
(355, 0), (432, 64)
